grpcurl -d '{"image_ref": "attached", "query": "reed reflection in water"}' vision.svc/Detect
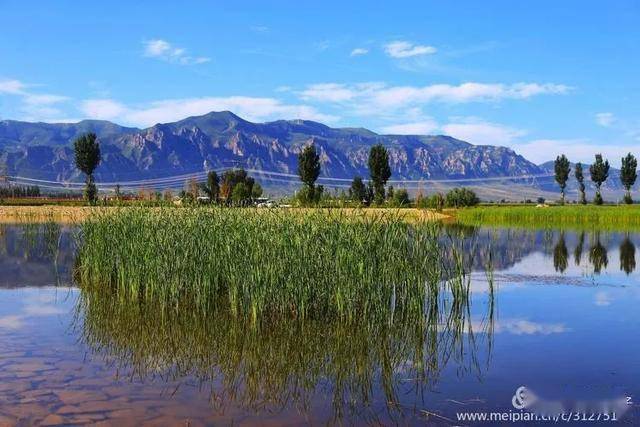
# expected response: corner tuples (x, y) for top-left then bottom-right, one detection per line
(75, 279), (495, 424)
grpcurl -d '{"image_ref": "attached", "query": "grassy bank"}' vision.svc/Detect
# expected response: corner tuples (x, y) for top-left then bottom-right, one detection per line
(455, 205), (640, 230)
(0, 206), (103, 223)
(0, 205), (448, 224)
(76, 208), (457, 319)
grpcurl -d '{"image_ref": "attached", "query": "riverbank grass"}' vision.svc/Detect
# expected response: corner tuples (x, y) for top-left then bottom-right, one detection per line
(455, 205), (640, 230)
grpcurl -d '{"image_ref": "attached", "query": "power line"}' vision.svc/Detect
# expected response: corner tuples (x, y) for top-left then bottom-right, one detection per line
(4, 166), (556, 193)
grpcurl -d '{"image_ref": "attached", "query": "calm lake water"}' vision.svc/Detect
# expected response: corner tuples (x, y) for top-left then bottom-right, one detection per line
(0, 223), (639, 425)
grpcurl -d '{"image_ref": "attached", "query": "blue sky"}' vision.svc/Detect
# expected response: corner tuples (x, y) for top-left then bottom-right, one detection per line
(0, 0), (638, 164)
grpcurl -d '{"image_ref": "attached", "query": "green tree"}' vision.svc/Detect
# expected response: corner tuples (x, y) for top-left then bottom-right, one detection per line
(349, 176), (367, 204)
(620, 153), (637, 204)
(445, 188), (480, 208)
(84, 176), (97, 204)
(391, 188), (410, 207)
(368, 144), (391, 204)
(297, 144), (321, 204)
(204, 171), (220, 203)
(589, 154), (610, 205)
(220, 169), (255, 204)
(73, 132), (101, 205)
(386, 185), (394, 201)
(251, 182), (263, 198)
(574, 162), (587, 204)
(231, 182), (251, 205)
(429, 192), (445, 211)
(554, 154), (571, 204)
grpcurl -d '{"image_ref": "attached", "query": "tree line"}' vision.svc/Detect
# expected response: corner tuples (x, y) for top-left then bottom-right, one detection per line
(295, 143), (393, 205)
(296, 143), (479, 208)
(0, 185), (41, 198)
(71, 132), (479, 207)
(554, 153), (637, 204)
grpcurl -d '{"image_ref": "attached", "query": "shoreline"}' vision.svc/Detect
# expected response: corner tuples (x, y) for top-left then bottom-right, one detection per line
(0, 205), (450, 224)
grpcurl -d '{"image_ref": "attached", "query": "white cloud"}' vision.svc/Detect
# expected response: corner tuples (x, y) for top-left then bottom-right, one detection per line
(298, 83), (355, 102)
(0, 315), (24, 330)
(350, 48), (369, 57)
(80, 96), (338, 127)
(80, 99), (128, 121)
(370, 82), (569, 106)
(442, 118), (526, 145)
(0, 78), (70, 121)
(143, 39), (211, 65)
(465, 318), (569, 335)
(23, 94), (70, 105)
(250, 25), (269, 33)
(381, 119), (439, 135)
(496, 319), (569, 335)
(596, 112), (615, 127)
(594, 291), (612, 307)
(297, 82), (570, 115)
(384, 41), (437, 58)
(0, 79), (28, 94)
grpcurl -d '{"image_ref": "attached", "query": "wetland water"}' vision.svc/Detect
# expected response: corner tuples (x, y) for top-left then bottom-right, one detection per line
(0, 223), (638, 425)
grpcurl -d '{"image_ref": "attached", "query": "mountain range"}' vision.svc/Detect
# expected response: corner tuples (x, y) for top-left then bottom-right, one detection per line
(0, 111), (632, 200)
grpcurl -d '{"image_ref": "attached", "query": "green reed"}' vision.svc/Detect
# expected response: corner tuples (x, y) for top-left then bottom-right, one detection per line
(455, 205), (640, 231)
(76, 208), (447, 319)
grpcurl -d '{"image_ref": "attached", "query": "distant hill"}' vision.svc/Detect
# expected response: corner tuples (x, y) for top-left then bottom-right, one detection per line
(0, 111), (633, 201)
(0, 111), (541, 182)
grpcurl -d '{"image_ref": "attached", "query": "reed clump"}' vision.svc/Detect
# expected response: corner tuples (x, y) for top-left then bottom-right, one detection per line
(76, 208), (445, 319)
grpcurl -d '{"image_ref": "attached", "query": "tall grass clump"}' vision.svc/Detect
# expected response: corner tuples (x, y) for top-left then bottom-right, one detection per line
(455, 205), (640, 231)
(76, 208), (446, 319)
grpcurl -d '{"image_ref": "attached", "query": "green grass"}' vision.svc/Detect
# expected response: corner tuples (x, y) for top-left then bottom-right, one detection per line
(76, 208), (455, 320)
(454, 205), (640, 231)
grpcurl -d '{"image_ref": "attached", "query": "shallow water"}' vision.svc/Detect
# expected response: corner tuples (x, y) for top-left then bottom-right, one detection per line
(0, 223), (638, 425)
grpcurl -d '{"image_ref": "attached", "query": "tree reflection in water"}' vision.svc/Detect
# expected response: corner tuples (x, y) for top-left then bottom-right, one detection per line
(619, 236), (636, 275)
(553, 232), (569, 273)
(574, 232), (585, 266)
(589, 233), (609, 274)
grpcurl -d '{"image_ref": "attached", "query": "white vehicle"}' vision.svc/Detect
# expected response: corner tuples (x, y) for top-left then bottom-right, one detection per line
(257, 200), (277, 208)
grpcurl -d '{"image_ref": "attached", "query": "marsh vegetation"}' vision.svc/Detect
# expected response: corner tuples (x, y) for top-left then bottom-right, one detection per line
(76, 208), (471, 320)
(455, 205), (640, 231)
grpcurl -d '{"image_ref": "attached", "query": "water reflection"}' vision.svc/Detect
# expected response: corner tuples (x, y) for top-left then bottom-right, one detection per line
(574, 232), (585, 266)
(553, 232), (568, 273)
(440, 224), (637, 276)
(0, 224), (639, 424)
(620, 236), (636, 275)
(75, 285), (495, 424)
(589, 233), (609, 274)
(0, 223), (75, 287)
